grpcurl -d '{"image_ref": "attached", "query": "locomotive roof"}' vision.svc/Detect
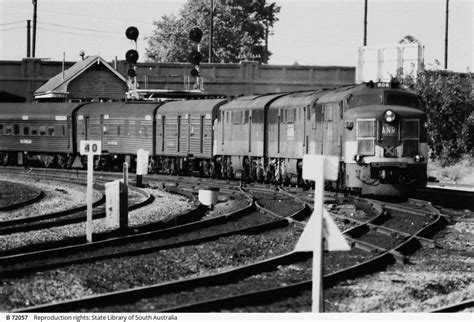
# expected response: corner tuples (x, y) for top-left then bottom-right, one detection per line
(344, 105), (427, 118)
(317, 84), (361, 104)
(77, 102), (161, 118)
(269, 90), (327, 109)
(0, 102), (82, 121)
(158, 99), (228, 114)
(317, 83), (419, 104)
(219, 93), (287, 111)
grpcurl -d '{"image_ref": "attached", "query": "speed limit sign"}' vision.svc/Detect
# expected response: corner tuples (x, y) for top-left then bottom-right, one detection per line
(80, 140), (102, 155)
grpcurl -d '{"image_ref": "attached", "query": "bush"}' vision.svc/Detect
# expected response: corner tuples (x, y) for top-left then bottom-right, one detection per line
(401, 70), (473, 165)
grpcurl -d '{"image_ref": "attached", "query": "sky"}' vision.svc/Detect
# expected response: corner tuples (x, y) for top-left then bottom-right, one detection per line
(0, 0), (472, 72)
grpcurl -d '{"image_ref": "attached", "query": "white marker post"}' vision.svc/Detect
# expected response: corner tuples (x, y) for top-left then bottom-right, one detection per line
(136, 149), (149, 187)
(301, 154), (340, 313)
(80, 140), (101, 243)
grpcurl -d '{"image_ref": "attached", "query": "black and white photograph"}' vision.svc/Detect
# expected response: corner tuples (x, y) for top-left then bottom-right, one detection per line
(0, 0), (472, 319)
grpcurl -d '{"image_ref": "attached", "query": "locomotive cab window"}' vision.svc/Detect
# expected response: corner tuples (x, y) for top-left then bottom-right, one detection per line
(356, 119), (376, 155)
(347, 94), (383, 108)
(386, 93), (420, 109)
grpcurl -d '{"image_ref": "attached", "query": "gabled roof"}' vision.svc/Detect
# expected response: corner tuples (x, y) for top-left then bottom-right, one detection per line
(34, 55), (127, 99)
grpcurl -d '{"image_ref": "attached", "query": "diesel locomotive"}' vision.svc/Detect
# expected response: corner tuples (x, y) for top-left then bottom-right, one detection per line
(0, 81), (428, 196)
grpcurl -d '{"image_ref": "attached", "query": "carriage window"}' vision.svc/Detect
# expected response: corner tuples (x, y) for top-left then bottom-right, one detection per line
(324, 104), (336, 121)
(39, 126), (46, 136)
(0, 124), (3, 134)
(61, 126), (66, 136)
(244, 110), (249, 124)
(315, 105), (323, 122)
(5, 125), (13, 135)
(124, 120), (130, 136)
(252, 110), (263, 123)
(141, 125), (148, 137)
(48, 126), (55, 136)
(232, 111), (242, 124)
(23, 126), (30, 135)
(117, 125), (121, 137)
(13, 124), (20, 135)
(31, 126), (37, 135)
(286, 109), (296, 123)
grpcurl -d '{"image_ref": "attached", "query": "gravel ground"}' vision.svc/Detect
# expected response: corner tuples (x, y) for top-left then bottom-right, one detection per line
(325, 209), (474, 312)
(0, 187), (191, 251)
(0, 175), (102, 223)
(1, 227), (302, 311)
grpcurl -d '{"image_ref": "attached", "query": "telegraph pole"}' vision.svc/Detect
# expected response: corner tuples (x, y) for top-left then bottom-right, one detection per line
(363, 0), (368, 46)
(209, 0), (214, 63)
(26, 20), (31, 58)
(444, 0), (449, 69)
(32, 0), (37, 58)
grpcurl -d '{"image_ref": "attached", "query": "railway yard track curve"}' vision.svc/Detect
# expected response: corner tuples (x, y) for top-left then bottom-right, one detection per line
(0, 168), (472, 313)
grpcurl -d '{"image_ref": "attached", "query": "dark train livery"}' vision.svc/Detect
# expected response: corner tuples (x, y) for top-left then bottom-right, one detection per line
(0, 82), (428, 195)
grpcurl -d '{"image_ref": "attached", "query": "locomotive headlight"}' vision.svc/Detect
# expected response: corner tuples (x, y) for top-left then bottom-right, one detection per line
(423, 122), (429, 129)
(414, 155), (425, 163)
(383, 110), (396, 123)
(346, 122), (354, 130)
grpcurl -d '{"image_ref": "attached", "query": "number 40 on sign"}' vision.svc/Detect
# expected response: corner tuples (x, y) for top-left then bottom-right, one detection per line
(80, 140), (102, 155)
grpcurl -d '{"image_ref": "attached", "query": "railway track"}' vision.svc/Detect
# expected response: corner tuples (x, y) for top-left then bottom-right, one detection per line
(7, 185), (448, 312)
(1, 171), (467, 312)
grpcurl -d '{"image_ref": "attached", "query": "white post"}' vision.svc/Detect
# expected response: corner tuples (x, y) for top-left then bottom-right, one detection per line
(312, 160), (324, 312)
(86, 155), (93, 243)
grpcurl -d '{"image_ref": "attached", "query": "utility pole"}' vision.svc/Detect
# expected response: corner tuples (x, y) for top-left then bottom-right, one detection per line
(209, 0), (214, 63)
(32, 0), (37, 58)
(363, 0), (368, 46)
(26, 20), (31, 58)
(444, 0), (449, 69)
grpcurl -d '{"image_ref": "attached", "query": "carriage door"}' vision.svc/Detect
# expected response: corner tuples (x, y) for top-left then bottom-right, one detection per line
(323, 103), (335, 155)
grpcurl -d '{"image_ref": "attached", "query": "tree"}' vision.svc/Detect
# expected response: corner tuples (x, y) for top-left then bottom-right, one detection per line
(401, 70), (473, 165)
(145, 0), (280, 63)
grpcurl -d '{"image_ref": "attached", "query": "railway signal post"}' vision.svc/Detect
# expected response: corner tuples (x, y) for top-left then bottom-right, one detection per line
(80, 140), (102, 243)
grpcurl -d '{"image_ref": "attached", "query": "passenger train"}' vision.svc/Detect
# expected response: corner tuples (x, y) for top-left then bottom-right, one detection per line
(0, 81), (428, 196)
